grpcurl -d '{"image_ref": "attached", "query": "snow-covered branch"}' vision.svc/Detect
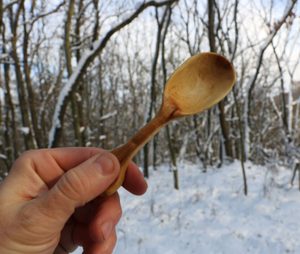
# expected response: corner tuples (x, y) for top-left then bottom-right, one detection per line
(243, 0), (297, 158)
(48, 0), (178, 147)
(99, 110), (117, 121)
(247, 0), (297, 101)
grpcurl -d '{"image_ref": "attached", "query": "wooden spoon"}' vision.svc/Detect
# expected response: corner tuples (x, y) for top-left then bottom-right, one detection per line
(104, 52), (236, 196)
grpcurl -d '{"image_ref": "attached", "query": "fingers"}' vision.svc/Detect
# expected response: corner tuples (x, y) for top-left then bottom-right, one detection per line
(88, 193), (122, 242)
(1, 147), (147, 254)
(39, 152), (120, 226)
(32, 147), (105, 171)
(56, 222), (77, 253)
(3, 148), (106, 202)
(83, 230), (117, 254)
(72, 226), (117, 254)
(56, 224), (117, 254)
(66, 194), (121, 253)
(122, 162), (148, 195)
(8, 148), (147, 200)
(12, 147), (105, 187)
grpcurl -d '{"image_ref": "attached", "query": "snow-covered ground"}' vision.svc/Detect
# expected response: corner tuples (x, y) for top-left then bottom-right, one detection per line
(73, 160), (300, 253)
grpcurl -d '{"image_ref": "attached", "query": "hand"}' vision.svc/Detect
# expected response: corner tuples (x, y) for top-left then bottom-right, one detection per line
(0, 147), (147, 254)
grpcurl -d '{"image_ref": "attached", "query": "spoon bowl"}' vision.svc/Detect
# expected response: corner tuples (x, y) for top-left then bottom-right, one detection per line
(104, 52), (236, 196)
(164, 52), (235, 117)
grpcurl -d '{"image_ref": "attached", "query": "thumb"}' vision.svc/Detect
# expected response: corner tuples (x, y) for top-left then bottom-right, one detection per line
(41, 151), (120, 223)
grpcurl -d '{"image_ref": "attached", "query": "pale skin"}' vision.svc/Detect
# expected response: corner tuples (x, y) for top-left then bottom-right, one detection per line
(0, 147), (147, 254)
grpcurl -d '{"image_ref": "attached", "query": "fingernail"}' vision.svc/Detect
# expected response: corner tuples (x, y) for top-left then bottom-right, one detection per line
(95, 154), (115, 175)
(101, 221), (113, 240)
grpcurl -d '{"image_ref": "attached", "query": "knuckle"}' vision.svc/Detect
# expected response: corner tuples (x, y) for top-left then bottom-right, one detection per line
(12, 149), (43, 174)
(57, 170), (88, 204)
(18, 203), (40, 231)
(17, 149), (39, 162)
(13, 150), (35, 167)
(115, 205), (122, 221)
(106, 194), (122, 222)
(115, 207), (122, 222)
(105, 230), (117, 253)
(18, 201), (60, 236)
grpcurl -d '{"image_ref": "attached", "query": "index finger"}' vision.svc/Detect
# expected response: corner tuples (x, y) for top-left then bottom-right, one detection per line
(122, 162), (148, 195)
(37, 147), (105, 171)
(11, 147), (107, 188)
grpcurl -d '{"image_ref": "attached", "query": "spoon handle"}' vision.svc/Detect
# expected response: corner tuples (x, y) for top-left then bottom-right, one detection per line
(103, 111), (168, 196)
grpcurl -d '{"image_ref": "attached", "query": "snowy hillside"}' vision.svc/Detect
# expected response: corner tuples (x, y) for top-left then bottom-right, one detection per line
(74, 160), (300, 254)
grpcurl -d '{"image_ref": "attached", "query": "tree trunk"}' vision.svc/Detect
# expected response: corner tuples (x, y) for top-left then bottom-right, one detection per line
(8, 2), (35, 150)
(208, 0), (233, 163)
(161, 5), (178, 189)
(49, 0), (178, 148)
(22, 8), (41, 148)
(143, 7), (169, 176)
(1, 21), (19, 162)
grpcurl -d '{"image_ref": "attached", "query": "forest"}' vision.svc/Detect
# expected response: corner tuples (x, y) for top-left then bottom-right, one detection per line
(0, 0), (299, 191)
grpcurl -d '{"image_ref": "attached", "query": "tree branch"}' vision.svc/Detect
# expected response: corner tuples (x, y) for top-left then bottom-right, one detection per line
(48, 0), (178, 147)
(247, 0), (296, 105)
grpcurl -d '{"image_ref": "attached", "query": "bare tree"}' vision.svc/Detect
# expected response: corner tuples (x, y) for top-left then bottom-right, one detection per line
(48, 0), (179, 148)
(0, 0), (299, 187)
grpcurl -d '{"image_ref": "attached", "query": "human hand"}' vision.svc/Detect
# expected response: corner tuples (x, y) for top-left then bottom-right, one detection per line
(0, 147), (147, 254)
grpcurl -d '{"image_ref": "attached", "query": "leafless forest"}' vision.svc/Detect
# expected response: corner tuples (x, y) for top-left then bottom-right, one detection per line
(0, 0), (299, 187)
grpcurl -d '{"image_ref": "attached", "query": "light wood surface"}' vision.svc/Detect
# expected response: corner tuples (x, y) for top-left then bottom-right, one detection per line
(104, 52), (236, 196)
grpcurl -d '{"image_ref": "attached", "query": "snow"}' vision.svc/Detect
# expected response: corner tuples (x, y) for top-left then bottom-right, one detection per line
(48, 49), (92, 147)
(79, 126), (85, 133)
(0, 154), (7, 160)
(72, 160), (300, 254)
(99, 110), (117, 121)
(99, 135), (107, 141)
(19, 127), (30, 135)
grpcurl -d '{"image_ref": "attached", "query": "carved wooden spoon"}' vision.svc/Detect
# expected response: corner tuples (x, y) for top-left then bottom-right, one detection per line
(104, 52), (236, 196)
